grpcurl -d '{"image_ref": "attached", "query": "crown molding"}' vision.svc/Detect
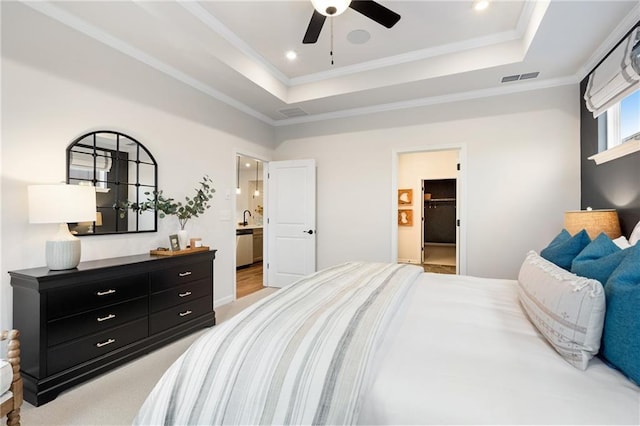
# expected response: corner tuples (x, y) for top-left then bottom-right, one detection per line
(21, 1), (275, 125)
(575, 2), (640, 82)
(272, 75), (578, 126)
(289, 0), (542, 86)
(179, 0), (539, 90)
(177, 1), (291, 86)
(17, 1), (597, 129)
(290, 29), (521, 86)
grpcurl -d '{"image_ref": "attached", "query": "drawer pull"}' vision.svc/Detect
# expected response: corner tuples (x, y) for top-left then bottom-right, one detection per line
(178, 271), (192, 277)
(96, 338), (116, 348)
(96, 289), (116, 296)
(179, 291), (192, 298)
(179, 310), (193, 317)
(97, 314), (116, 322)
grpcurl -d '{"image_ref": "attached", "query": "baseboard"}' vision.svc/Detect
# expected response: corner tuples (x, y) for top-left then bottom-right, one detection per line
(214, 294), (234, 308)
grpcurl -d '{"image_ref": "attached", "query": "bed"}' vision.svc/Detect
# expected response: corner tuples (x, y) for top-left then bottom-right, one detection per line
(134, 258), (640, 425)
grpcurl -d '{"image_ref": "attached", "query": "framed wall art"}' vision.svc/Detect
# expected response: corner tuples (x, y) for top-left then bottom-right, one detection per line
(398, 189), (413, 205)
(398, 209), (413, 226)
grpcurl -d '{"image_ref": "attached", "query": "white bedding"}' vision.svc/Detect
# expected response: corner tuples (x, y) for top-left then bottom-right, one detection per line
(0, 359), (12, 405)
(358, 273), (640, 425)
(135, 266), (640, 425)
(135, 262), (423, 425)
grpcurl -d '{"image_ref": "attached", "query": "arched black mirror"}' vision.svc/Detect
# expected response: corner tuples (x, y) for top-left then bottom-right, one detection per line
(66, 131), (157, 235)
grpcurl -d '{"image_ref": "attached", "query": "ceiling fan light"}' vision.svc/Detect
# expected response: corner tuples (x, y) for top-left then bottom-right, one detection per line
(311, 0), (352, 17)
(473, 0), (490, 11)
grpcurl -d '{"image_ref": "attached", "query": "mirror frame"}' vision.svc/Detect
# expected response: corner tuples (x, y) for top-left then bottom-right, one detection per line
(66, 130), (158, 236)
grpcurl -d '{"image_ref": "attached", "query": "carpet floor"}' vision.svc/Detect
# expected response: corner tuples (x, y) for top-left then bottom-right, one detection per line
(20, 287), (278, 426)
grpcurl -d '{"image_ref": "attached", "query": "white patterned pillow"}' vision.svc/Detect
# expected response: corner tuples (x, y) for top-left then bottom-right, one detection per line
(0, 359), (11, 396)
(517, 251), (605, 370)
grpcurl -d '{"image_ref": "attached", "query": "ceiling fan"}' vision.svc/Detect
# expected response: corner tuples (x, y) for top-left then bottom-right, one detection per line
(303, 0), (401, 44)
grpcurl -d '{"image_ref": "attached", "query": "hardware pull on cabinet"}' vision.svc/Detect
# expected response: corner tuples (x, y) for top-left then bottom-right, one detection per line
(9, 250), (216, 406)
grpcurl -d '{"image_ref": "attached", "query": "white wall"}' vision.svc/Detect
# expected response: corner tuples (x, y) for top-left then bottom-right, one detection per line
(398, 150), (459, 263)
(0, 57), (274, 330)
(0, 2), (583, 331)
(274, 85), (581, 279)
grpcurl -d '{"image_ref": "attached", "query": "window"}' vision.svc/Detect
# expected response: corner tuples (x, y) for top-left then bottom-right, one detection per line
(585, 25), (639, 164)
(590, 88), (640, 165)
(606, 89), (640, 149)
(620, 90), (640, 143)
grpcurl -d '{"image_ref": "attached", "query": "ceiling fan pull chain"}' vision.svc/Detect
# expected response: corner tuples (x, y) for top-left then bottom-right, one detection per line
(330, 17), (334, 65)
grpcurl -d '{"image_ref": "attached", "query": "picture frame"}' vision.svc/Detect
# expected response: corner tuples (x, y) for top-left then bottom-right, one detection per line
(398, 189), (413, 205)
(169, 234), (180, 251)
(398, 209), (413, 226)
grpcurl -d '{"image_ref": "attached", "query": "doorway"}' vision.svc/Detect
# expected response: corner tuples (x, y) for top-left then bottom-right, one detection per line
(235, 154), (265, 299)
(422, 178), (457, 273)
(396, 148), (462, 274)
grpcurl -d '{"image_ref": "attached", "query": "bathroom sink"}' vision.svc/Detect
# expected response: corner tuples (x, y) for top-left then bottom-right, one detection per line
(236, 224), (263, 230)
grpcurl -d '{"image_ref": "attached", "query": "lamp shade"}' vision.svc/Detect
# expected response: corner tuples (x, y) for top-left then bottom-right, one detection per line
(564, 209), (622, 239)
(28, 184), (97, 270)
(28, 184), (97, 224)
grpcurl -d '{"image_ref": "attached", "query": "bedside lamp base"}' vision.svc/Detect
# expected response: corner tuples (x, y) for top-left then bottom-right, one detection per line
(46, 223), (81, 270)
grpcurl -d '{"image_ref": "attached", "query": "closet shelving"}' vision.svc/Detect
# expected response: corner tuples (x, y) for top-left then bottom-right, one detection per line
(423, 179), (457, 266)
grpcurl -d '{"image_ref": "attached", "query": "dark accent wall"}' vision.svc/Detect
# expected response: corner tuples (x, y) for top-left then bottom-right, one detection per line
(580, 79), (640, 238)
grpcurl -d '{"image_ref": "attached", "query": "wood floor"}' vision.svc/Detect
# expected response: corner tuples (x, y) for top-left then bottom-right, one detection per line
(238, 260), (455, 297)
(423, 264), (456, 274)
(236, 261), (264, 298)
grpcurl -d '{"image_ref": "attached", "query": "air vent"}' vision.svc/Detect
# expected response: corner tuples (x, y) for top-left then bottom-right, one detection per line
(278, 107), (308, 118)
(519, 72), (539, 80)
(501, 75), (519, 83)
(501, 72), (540, 83)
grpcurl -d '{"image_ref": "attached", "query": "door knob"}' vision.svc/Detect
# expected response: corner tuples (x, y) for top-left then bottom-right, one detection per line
(304, 229), (314, 235)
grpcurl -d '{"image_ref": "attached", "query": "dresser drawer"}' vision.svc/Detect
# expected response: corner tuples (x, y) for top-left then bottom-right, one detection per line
(150, 296), (212, 335)
(150, 279), (211, 313)
(47, 273), (148, 320)
(47, 317), (148, 375)
(151, 261), (210, 292)
(47, 297), (148, 347)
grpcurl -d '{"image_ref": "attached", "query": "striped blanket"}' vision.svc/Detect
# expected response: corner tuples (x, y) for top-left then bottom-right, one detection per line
(134, 262), (423, 425)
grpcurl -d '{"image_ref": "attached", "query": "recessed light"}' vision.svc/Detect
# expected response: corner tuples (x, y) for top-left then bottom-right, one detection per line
(245, 163), (251, 168)
(285, 50), (297, 60)
(473, 0), (489, 11)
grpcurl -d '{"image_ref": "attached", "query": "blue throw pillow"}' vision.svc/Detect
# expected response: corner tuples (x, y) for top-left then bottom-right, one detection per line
(540, 229), (591, 270)
(601, 243), (640, 385)
(546, 229), (571, 247)
(571, 233), (627, 284)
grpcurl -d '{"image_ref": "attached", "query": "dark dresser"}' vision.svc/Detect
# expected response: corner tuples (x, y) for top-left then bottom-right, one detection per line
(9, 249), (216, 406)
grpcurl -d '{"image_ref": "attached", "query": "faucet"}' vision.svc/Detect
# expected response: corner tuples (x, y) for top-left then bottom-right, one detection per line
(242, 209), (252, 226)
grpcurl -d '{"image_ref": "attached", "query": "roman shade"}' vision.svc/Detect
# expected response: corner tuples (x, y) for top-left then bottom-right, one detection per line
(69, 146), (112, 172)
(584, 26), (640, 118)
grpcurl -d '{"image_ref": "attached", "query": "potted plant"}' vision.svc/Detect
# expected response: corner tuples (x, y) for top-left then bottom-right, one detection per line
(137, 175), (215, 249)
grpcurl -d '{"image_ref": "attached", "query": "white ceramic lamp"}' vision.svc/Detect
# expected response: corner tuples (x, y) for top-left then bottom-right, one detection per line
(28, 184), (97, 270)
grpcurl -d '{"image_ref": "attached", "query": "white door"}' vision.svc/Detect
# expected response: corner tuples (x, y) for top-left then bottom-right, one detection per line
(267, 159), (316, 287)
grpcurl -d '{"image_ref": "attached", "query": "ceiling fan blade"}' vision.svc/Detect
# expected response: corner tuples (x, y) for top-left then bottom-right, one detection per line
(349, 0), (401, 28)
(303, 10), (326, 44)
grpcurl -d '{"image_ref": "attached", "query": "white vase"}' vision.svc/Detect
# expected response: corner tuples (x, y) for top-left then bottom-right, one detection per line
(178, 229), (189, 250)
